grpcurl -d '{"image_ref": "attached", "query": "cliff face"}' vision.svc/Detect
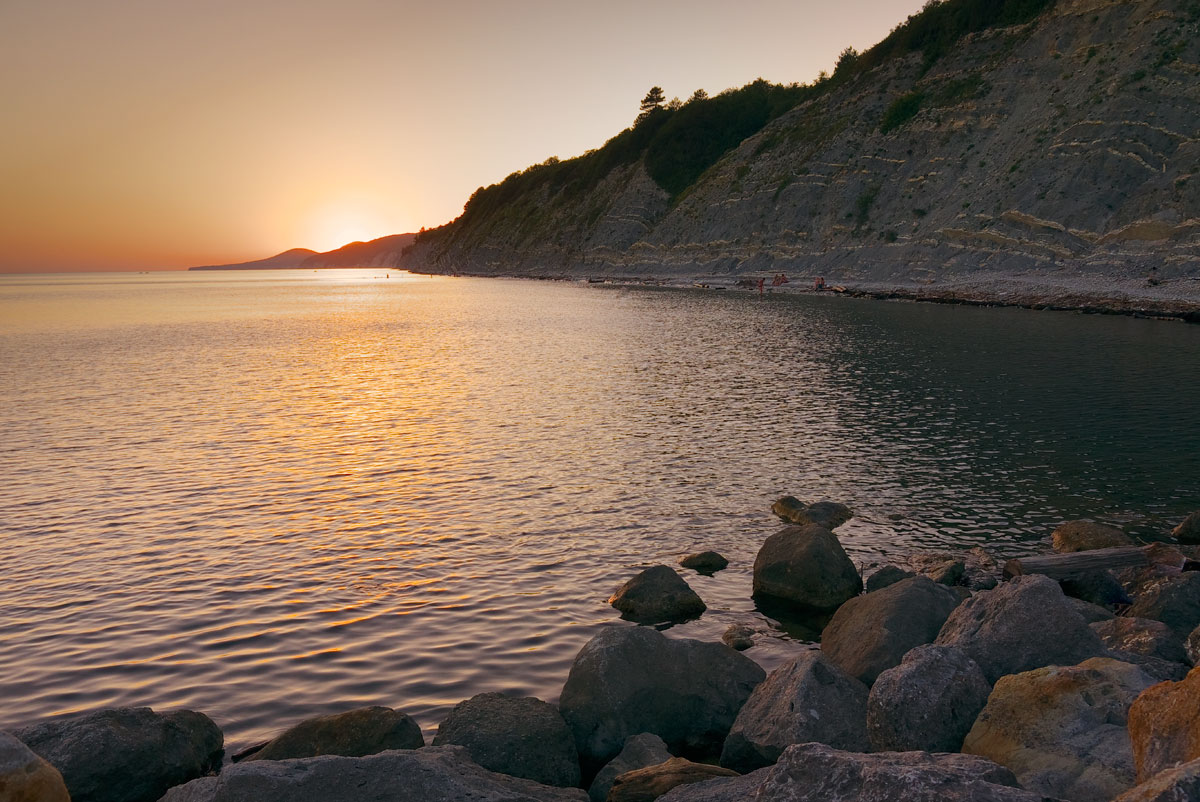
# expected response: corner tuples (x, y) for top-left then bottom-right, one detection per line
(406, 0), (1200, 299)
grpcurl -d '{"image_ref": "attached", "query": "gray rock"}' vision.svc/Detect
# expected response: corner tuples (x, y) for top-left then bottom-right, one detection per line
(1112, 756), (1200, 802)
(242, 705), (422, 761)
(14, 706), (222, 802)
(1091, 618), (1188, 664)
(1116, 544), (1189, 598)
(1061, 571), (1133, 609)
(558, 625), (764, 774)
(158, 744), (587, 802)
(1108, 651), (1191, 682)
(1173, 511), (1200, 544)
(433, 693), (579, 787)
(1187, 624), (1200, 666)
(867, 644), (992, 753)
(609, 565), (706, 623)
(903, 548), (1000, 591)
(963, 657), (1156, 802)
(865, 565), (914, 593)
(934, 574), (1108, 684)
(821, 576), (962, 686)
(657, 769), (769, 802)
(0, 729), (70, 802)
(1127, 572), (1200, 638)
(679, 551), (729, 573)
(607, 756), (738, 802)
(721, 624), (755, 651)
(752, 524), (862, 611)
(771, 497), (853, 529)
(587, 733), (671, 802)
(1070, 597), (1116, 624)
(720, 651), (869, 773)
(749, 742), (1048, 802)
(1053, 520), (1135, 553)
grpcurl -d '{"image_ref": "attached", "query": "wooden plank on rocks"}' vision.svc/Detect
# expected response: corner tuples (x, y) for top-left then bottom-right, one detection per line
(1002, 546), (1155, 580)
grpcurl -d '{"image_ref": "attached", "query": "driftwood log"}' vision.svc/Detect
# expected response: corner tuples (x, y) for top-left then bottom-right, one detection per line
(1003, 544), (1189, 580)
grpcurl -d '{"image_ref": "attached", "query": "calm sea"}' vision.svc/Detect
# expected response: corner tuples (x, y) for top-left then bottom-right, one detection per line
(2, 269), (1198, 750)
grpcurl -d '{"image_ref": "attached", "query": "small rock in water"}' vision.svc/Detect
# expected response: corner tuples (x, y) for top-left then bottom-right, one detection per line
(865, 565), (914, 592)
(609, 565), (706, 623)
(721, 624), (755, 651)
(1173, 511), (1200, 544)
(587, 733), (672, 802)
(752, 524), (862, 611)
(0, 730), (70, 802)
(770, 496), (853, 529)
(1127, 665), (1200, 783)
(678, 551), (729, 573)
(607, 757), (738, 802)
(243, 706), (422, 762)
(1052, 520), (1135, 553)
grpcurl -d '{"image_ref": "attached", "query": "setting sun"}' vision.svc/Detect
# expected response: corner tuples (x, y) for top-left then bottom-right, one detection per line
(300, 198), (397, 253)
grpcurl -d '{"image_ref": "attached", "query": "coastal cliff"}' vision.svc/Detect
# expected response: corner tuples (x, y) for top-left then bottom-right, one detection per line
(405, 0), (1200, 314)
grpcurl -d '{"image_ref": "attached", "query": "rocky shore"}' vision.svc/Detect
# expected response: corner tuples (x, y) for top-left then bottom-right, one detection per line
(4, 506), (1199, 802)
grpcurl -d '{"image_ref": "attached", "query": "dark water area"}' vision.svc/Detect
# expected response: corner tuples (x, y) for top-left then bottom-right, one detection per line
(1, 269), (1197, 751)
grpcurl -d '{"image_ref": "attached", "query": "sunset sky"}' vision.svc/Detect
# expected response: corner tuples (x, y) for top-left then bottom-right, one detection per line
(0, 0), (926, 272)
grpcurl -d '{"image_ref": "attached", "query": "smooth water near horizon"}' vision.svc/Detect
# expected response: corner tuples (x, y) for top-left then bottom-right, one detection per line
(2, 269), (1198, 751)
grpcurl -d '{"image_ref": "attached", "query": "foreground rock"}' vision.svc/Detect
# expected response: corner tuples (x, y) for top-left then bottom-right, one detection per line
(14, 707), (222, 802)
(1173, 511), (1200, 544)
(714, 743), (1048, 802)
(243, 706), (422, 761)
(1126, 572), (1200, 638)
(821, 576), (961, 686)
(608, 757), (738, 802)
(864, 565), (914, 592)
(963, 657), (1156, 802)
(1187, 624), (1200, 666)
(1127, 665), (1200, 782)
(901, 548), (1001, 591)
(587, 733), (671, 802)
(159, 744), (587, 802)
(0, 730), (70, 802)
(934, 574), (1107, 684)
(771, 496), (853, 529)
(678, 551), (728, 573)
(752, 524), (862, 611)
(433, 692), (579, 787)
(1113, 757), (1200, 802)
(609, 565), (706, 623)
(1061, 571), (1133, 609)
(657, 770), (768, 802)
(558, 625), (764, 773)
(1091, 618), (1188, 664)
(867, 644), (992, 753)
(1053, 520), (1135, 553)
(720, 651), (868, 773)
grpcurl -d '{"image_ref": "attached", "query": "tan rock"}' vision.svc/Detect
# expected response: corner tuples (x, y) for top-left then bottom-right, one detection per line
(0, 730), (70, 802)
(1052, 520), (1134, 553)
(1172, 511), (1200, 545)
(1127, 665), (1200, 782)
(1112, 757), (1200, 802)
(608, 757), (737, 802)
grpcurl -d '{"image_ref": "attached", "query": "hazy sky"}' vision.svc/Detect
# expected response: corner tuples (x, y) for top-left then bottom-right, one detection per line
(0, 0), (926, 271)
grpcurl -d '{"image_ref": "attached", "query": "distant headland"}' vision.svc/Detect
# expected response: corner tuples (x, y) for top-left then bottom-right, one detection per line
(188, 233), (415, 271)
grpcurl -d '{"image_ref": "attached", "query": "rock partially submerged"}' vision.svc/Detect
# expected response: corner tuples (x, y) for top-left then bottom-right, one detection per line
(159, 744), (587, 802)
(752, 524), (862, 611)
(721, 624), (755, 651)
(0, 730), (70, 802)
(558, 625), (764, 773)
(1053, 520), (1135, 553)
(934, 574), (1107, 684)
(720, 651), (869, 773)
(821, 575), (962, 686)
(963, 657), (1156, 802)
(607, 756), (738, 802)
(433, 692), (580, 787)
(587, 733), (671, 802)
(14, 706), (222, 802)
(867, 644), (992, 753)
(241, 706), (422, 762)
(1127, 665), (1200, 783)
(678, 551), (729, 573)
(609, 565), (706, 623)
(771, 496), (853, 529)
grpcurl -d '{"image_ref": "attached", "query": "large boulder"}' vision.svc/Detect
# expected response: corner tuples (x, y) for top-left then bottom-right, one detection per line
(242, 705), (422, 761)
(587, 733), (671, 802)
(0, 730), (70, 802)
(158, 744), (587, 802)
(1126, 572), (1200, 638)
(963, 657), (1156, 802)
(558, 626), (764, 774)
(1173, 511), (1200, 544)
(719, 651), (869, 773)
(609, 565), (706, 623)
(1127, 665), (1200, 782)
(607, 757), (738, 802)
(13, 706), (222, 802)
(934, 574), (1107, 684)
(771, 496), (853, 529)
(821, 576), (962, 686)
(1112, 757), (1200, 802)
(1053, 520), (1135, 553)
(867, 644), (992, 753)
(752, 524), (862, 611)
(433, 693), (579, 787)
(745, 742), (1048, 802)
(1091, 618), (1188, 664)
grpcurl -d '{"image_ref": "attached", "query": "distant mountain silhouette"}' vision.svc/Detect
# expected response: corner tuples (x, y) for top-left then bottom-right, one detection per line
(188, 234), (415, 271)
